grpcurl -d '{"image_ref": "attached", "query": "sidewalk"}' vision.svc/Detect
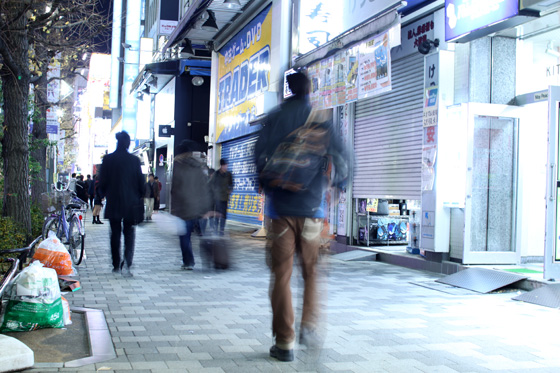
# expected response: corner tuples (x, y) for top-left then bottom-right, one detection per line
(30, 212), (560, 372)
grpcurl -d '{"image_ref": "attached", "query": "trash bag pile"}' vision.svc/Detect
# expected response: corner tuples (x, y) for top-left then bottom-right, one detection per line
(0, 236), (79, 333)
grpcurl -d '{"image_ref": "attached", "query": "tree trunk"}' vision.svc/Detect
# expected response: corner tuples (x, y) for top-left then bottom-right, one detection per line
(0, 3), (32, 237)
(30, 50), (49, 206)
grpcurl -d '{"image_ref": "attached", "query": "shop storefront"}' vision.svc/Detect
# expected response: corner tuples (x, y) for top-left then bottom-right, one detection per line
(212, 4), (276, 226)
(428, 0), (560, 270)
(291, 0), (445, 249)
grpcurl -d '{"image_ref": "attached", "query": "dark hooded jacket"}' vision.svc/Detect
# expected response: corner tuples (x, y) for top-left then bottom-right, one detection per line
(170, 153), (211, 221)
(254, 95), (347, 218)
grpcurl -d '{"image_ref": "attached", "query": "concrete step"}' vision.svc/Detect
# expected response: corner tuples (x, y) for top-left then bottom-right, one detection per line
(0, 334), (34, 372)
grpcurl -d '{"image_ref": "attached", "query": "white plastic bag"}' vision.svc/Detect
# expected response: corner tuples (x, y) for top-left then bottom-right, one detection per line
(153, 213), (187, 236)
(0, 261), (64, 332)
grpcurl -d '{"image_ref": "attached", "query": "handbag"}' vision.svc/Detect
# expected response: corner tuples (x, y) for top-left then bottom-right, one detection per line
(260, 110), (331, 193)
(132, 198), (144, 225)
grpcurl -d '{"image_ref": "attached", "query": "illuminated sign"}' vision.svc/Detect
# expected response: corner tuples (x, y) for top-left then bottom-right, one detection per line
(216, 5), (272, 143)
(297, 0), (402, 55)
(445, 0), (519, 41)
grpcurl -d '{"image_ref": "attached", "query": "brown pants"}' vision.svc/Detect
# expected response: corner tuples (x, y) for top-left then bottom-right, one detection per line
(269, 216), (323, 349)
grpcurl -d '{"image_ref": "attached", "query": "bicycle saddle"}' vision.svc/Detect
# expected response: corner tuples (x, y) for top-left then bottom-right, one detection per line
(67, 203), (82, 209)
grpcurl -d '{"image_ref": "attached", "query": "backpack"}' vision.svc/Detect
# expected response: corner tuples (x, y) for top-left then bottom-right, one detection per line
(259, 110), (331, 193)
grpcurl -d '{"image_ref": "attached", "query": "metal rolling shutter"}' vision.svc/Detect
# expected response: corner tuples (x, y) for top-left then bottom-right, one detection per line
(221, 134), (261, 225)
(353, 53), (424, 200)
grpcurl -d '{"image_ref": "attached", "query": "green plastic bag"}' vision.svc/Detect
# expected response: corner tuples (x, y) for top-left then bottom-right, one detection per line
(0, 261), (64, 332)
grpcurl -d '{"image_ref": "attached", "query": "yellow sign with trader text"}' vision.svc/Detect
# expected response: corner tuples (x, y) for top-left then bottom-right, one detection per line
(216, 5), (272, 143)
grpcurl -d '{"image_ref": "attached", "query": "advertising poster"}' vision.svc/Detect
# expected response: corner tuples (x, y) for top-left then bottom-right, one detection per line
(345, 46), (359, 102)
(321, 57), (334, 108)
(308, 62), (322, 108)
(333, 52), (347, 106)
(421, 145), (437, 191)
(423, 86), (438, 127)
(216, 5), (272, 143)
(358, 31), (392, 100)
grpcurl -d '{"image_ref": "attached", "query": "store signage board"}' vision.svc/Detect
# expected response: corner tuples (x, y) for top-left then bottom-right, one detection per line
(445, 0), (519, 41)
(307, 28), (395, 109)
(216, 5), (272, 143)
(298, 0), (403, 55)
(392, 14), (435, 60)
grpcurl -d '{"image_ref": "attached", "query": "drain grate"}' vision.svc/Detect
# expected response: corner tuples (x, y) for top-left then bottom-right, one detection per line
(513, 284), (560, 308)
(436, 268), (527, 294)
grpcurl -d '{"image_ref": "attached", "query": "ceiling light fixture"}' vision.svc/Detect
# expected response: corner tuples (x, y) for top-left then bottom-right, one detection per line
(136, 92), (143, 101)
(192, 76), (205, 86)
(224, 0), (241, 7)
(141, 85), (150, 95)
(122, 42), (132, 49)
(201, 10), (219, 31)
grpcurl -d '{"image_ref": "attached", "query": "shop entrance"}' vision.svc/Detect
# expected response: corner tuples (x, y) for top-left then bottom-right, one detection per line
(455, 104), (526, 264)
(545, 87), (560, 279)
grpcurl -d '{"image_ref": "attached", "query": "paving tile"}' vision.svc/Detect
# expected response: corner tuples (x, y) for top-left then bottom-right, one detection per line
(53, 218), (560, 373)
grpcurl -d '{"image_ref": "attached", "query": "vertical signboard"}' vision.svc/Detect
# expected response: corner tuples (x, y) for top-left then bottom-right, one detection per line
(216, 5), (272, 143)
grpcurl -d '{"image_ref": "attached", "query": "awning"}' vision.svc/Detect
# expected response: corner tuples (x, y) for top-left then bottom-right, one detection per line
(162, 0), (258, 54)
(130, 59), (211, 94)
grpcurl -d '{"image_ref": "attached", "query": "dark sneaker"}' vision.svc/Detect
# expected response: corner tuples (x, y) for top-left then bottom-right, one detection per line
(269, 345), (294, 362)
(112, 268), (120, 274)
(121, 264), (133, 278)
(181, 265), (194, 270)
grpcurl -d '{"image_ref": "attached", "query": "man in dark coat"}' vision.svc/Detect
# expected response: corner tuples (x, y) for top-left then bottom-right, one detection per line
(170, 140), (211, 270)
(254, 72), (347, 362)
(209, 158), (233, 235)
(98, 131), (145, 277)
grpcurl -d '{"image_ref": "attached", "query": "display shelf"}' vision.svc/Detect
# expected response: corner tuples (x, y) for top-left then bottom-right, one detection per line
(357, 213), (410, 247)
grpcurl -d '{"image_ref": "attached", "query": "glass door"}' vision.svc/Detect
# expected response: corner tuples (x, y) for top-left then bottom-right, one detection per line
(463, 104), (524, 264)
(545, 87), (560, 279)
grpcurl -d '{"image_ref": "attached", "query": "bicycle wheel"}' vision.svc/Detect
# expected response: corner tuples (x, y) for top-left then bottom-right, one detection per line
(69, 215), (85, 265)
(42, 216), (60, 240)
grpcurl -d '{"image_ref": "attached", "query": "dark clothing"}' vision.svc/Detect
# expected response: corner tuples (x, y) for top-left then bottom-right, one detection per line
(180, 219), (197, 267)
(99, 147), (144, 270)
(75, 180), (88, 204)
(87, 178), (95, 195)
(144, 181), (159, 199)
(214, 200), (228, 233)
(109, 218), (135, 270)
(87, 178), (95, 209)
(209, 170), (233, 202)
(93, 179), (103, 206)
(170, 153), (211, 221)
(99, 148), (145, 221)
(254, 96), (346, 218)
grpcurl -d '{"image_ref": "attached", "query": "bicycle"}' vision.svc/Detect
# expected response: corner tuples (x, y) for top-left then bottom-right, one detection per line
(40, 186), (87, 265)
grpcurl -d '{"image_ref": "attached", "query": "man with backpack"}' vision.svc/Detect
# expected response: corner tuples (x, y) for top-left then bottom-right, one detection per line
(255, 72), (347, 362)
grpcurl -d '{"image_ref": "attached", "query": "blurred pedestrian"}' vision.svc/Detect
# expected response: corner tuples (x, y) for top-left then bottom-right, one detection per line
(98, 131), (145, 277)
(87, 174), (95, 210)
(75, 175), (89, 205)
(209, 159), (233, 235)
(144, 173), (158, 220)
(170, 140), (211, 270)
(68, 173), (77, 192)
(255, 72), (347, 362)
(154, 176), (162, 211)
(92, 176), (104, 225)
